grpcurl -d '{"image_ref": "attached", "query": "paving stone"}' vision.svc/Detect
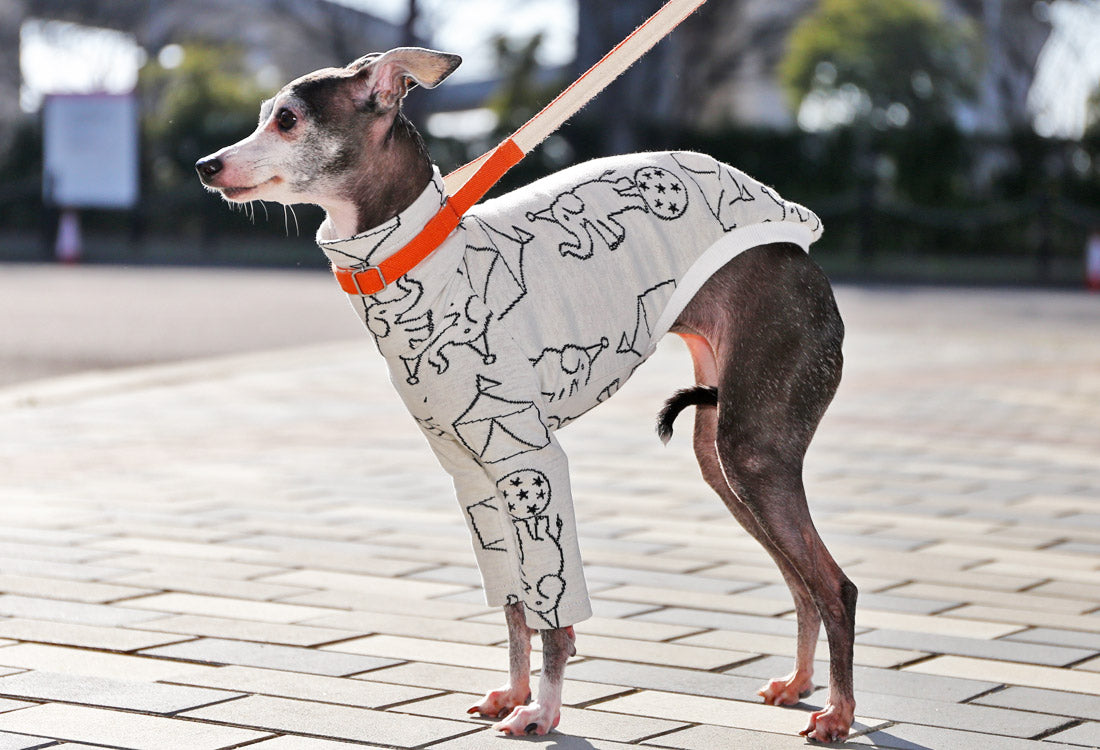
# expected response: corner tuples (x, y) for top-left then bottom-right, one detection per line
(856, 723), (1058, 749)
(0, 543), (109, 565)
(887, 582), (1096, 616)
(469, 611), (703, 642)
(278, 589), (492, 620)
(0, 595), (165, 627)
(0, 643), (217, 682)
(1027, 580), (1100, 603)
(86, 536), (274, 563)
(642, 723), (863, 749)
(843, 559), (1042, 593)
(111, 571), (313, 601)
(236, 536), (469, 573)
(0, 669), (240, 714)
(975, 686), (1100, 721)
(856, 628), (1096, 667)
(747, 584), (957, 616)
(0, 703), (270, 749)
(589, 689), (885, 737)
(1072, 655), (1100, 674)
(405, 564), (488, 588)
(1002, 628), (1100, 652)
(852, 689), (1066, 738)
(0, 699), (35, 713)
(182, 694), (474, 747)
(0, 732), (58, 750)
(593, 586), (793, 617)
(96, 554), (289, 580)
(677, 629), (926, 669)
(243, 737), (366, 749)
(568, 633), (753, 670)
(0, 556), (135, 582)
(636, 607), (801, 637)
(0, 574), (156, 605)
(905, 655), (1100, 694)
(357, 661), (626, 706)
(350, 661), (507, 695)
(0, 618), (191, 652)
(564, 658), (765, 701)
(140, 638), (399, 676)
(1043, 720), (1100, 747)
(729, 656), (998, 702)
(121, 593), (337, 623)
(165, 664), (439, 708)
(321, 634), (541, 672)
(301, 610), (506, 646)
(855, 608), (1024, 639)
(425, 728), (641, 749)
(257, 569), (469, 600)
(580, 564), (762, 594)
(129, 614), (356, 647)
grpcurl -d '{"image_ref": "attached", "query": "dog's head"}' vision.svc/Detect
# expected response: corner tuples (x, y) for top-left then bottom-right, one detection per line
(195, 47), (461, 210)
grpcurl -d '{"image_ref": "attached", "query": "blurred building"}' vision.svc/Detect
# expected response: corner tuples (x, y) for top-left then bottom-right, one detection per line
(575, 0), (1053, 142)
(0, 0), (404, 153)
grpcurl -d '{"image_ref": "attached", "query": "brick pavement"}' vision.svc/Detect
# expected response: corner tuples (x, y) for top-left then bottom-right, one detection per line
(0, 284), (1097, 749)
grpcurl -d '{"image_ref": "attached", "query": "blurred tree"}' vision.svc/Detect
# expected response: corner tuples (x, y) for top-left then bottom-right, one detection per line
(485, 33), (561, 137)
(780, 0), (981, 130)
(140, 44), (272, 195)
(1088, 84), (1100, 135)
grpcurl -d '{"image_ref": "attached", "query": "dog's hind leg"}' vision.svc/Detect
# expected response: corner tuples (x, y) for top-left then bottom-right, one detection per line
(690, 402), (821, 705)
(672, 244), (855, 743)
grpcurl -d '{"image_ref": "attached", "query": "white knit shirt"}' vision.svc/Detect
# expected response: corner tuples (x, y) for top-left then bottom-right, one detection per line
(317, 151), (821, 629)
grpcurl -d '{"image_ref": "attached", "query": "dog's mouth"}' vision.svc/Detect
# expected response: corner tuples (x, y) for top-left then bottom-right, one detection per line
(219, 176), (280, 201)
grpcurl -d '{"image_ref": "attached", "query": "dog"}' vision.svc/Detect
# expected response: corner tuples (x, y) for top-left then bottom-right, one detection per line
(196, 47), (856, 743)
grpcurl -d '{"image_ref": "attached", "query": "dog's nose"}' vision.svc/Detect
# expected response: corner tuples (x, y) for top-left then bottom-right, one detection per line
(196, 156), (223, 180)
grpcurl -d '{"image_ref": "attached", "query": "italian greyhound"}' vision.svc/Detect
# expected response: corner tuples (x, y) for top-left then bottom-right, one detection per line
(196, 47), (856, 743)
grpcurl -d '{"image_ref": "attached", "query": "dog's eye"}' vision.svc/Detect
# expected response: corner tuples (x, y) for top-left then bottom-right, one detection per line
(276, 108), (298, 132)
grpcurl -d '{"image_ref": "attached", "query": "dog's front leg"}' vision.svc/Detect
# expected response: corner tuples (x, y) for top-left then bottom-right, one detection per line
(492, 624), (576, 736)
(468, 601), (534, 718)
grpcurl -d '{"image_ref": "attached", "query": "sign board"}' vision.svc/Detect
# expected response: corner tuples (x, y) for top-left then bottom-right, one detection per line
(43, 94), (139, 209)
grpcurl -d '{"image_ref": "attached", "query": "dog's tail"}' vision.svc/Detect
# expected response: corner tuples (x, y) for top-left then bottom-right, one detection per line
(656, 385), (719, 444)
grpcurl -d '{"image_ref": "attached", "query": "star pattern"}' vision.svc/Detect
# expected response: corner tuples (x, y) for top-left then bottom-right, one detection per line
(633, 167), (688, 220)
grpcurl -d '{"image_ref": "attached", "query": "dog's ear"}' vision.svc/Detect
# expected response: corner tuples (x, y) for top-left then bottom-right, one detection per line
(351, 47), (462, 112)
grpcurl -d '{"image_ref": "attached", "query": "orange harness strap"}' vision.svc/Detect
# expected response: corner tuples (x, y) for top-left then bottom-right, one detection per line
(333, 138), (524, 296)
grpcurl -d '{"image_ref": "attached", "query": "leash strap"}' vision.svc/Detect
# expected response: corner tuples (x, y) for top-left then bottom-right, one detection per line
(334, 0), (707, 296)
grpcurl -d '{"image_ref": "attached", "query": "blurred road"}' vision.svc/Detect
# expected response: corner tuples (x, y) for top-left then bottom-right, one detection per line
(0, 264), (364, 388)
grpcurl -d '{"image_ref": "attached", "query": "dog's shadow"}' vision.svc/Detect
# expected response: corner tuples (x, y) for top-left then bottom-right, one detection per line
(460, 726), (931, 749)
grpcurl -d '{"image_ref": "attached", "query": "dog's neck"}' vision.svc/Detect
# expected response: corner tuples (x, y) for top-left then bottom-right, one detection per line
(322, 112), (434, 239)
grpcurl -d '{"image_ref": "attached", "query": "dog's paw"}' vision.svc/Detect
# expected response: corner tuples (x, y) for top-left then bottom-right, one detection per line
(467, 685), (531, 720)
(799, 701), (854, 744)
(757, 670), (814, 706)
(491, 702), (561, 736)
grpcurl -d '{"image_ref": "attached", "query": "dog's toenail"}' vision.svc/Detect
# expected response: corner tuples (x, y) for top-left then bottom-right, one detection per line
(525, 722), (538, 734)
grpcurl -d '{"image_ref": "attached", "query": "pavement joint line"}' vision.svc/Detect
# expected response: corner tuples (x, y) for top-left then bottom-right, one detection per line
(1062, 653), (1100, 669)
(1030, 718), (1085, 741)
(633, 721), (705, 744)
(958, 683), (1012, 706)
(343, 661), (414, 678)
(372, 690), (454, 712)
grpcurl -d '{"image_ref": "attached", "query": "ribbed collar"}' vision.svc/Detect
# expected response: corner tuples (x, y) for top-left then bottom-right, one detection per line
(316, 166), (446, 269)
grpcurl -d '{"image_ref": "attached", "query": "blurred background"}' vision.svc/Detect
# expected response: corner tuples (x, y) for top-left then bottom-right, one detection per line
(1, 0), (1100, 284)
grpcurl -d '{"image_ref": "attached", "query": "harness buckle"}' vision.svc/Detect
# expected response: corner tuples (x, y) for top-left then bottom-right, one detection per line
(352, 266), (387, 295)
